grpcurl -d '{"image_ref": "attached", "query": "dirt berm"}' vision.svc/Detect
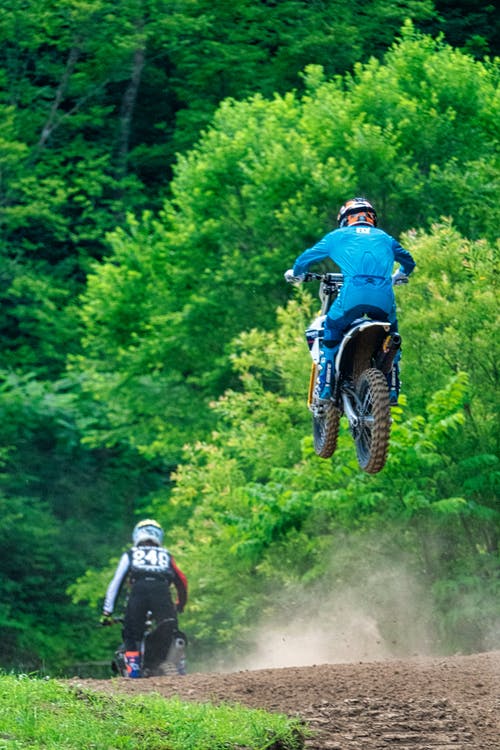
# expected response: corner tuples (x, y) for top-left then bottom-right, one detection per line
(74, 650), (499, 749)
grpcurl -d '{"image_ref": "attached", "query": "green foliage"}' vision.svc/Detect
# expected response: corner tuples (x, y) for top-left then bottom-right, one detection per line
(165, 0), (437, 153)
(400, 221), (499, 436)
(0, 369), (165, 670)
(0, 260), (80, 377)
(125, 225), (499, 663)
(78, 33), (499, 462)
(0, 0), (442, 312)
(0, 2), (496, 380)
(0, 5), (499, 673)
(423, 0), (500, 56)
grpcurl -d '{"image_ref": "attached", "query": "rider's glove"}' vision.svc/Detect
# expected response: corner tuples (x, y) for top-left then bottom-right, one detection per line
(284, 269), (304, 284)
(392, 269), (409, 285)
(100, 612), (113, 627)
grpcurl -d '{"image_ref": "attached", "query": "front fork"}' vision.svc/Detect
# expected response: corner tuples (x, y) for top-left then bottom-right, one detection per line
(307, 362), (318, 408)
(341, 387), (359, 429)
(309, 358), (367, 434)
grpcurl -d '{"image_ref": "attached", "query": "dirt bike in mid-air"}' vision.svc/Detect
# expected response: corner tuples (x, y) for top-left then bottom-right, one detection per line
(109, 611), (188, 677)
(289, 272), (406, 474)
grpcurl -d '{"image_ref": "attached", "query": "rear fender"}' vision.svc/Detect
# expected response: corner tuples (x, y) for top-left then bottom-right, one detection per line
(335, 321), (390, 381)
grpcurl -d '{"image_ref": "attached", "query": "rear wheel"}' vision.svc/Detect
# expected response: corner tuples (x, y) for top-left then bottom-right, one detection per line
(353, 368), (391, 474)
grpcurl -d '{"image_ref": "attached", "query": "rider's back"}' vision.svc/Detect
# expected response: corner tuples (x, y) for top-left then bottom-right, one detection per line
(318, 226), (399, 280)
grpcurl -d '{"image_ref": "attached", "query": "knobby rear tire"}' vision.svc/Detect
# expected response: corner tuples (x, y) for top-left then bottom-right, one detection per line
(354, 367), (391, 474)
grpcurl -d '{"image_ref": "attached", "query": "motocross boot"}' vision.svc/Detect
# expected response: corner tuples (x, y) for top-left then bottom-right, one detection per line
(124, 650), (142, 678)
(317, 343), (338, 402)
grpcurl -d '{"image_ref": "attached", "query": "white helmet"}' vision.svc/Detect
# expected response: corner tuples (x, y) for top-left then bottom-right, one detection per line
(132, 519), (164, 546)
(337, 197), (377, 228)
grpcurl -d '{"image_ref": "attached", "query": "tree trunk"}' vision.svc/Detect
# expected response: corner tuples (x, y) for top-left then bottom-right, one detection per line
(37, 44), (81, 151)
(116, 32), (146, 181)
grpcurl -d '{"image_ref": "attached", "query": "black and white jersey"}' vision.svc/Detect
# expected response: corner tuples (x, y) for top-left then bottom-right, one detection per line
(129, 545), (174, 578)
(103, 545), (188, 614)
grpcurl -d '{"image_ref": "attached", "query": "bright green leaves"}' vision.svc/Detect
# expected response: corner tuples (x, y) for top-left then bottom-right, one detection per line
(132, 219), (499, 661)
(77, 33), (499, 464)
(400, 221), (499, 437)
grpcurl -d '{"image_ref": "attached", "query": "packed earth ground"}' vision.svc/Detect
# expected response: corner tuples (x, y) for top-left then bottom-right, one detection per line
(73, 650), (500, 749)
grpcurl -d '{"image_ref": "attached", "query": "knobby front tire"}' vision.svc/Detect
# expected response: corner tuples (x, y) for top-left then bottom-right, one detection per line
(354, 367), (391, 474)
(312, 402), (341, 458)
(309, 361), (340, 458)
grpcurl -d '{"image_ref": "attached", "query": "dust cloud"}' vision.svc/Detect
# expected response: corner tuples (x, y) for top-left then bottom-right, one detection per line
(224, 554), (439, 672)
(230, 610), (392, 671)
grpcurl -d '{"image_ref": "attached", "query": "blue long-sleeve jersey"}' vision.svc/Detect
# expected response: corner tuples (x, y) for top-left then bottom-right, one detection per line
(293, 223), (416, 338)
(293, 225), (415, 280)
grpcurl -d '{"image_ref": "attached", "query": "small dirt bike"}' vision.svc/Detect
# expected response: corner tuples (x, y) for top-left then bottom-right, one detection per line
(110, 611), (188, 677)
(298, 272), (405, 474)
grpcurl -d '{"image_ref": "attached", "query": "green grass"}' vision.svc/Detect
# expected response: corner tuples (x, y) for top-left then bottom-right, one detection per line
(0, 675), (305, 749)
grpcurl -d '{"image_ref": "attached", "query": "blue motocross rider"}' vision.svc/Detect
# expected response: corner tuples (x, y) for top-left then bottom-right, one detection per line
(101, 519), (188, 677)
(286, 198), (416, 403)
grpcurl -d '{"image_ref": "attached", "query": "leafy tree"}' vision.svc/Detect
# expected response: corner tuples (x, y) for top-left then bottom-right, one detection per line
(0, 0), (438, 277)
(0, 2), (495, 382)
(0, 370), (166, 670)
(400, 220), (498, 442)
(163, 0), (437, 154)
(77, 31), (499, 462)
(421, 0), (500, 56)
(2, 4), (499, 672)
(74, 223), (499, 665)
(0, 4), (495, 377)
(141, 321), (497, 664)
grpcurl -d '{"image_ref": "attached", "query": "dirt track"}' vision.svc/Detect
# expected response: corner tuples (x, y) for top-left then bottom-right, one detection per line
(74, 651), (500, 749)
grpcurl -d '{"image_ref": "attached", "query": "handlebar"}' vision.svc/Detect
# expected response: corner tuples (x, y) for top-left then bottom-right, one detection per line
(286, 271), (409, 287)
(303, 272), (344, 283)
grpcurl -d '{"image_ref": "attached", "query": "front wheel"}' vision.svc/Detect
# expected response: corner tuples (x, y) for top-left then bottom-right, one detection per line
(309, 362), (341, 458)
(312, 401), (341, 458)
(112, 647), (127, 677)
(353, 368), (391, 474)
(308, 361), (341, 459)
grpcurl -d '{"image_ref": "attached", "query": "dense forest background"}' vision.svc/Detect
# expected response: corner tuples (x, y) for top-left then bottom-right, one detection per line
(0, 0), (498, 673)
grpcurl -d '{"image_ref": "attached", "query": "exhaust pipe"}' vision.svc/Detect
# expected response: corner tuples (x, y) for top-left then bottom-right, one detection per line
(376, 334), (401, 374)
